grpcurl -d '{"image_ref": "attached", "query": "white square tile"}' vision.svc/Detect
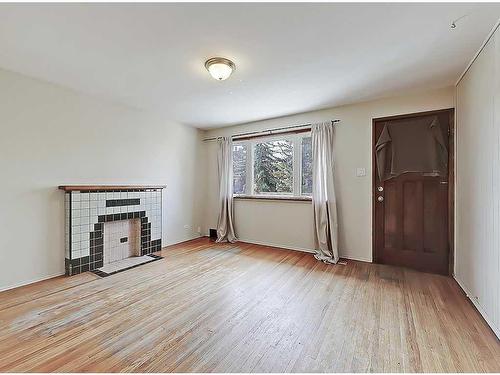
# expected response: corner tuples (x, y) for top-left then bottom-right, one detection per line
(90, 192), (98, 201)
(72, 217), (81, 226)
(80, 193), (89, 201)
(71, 192), (81, 202)
(106, 192), (114, 200)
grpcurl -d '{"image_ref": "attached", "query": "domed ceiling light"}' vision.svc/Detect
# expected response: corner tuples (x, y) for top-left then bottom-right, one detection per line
(205, 57), (236, 81)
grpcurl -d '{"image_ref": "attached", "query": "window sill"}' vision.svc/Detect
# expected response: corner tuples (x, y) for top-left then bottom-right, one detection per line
(234, 195), (312, 202)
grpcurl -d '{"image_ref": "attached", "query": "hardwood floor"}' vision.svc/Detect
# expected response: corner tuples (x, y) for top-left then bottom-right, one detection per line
(0, 238), (498, 372)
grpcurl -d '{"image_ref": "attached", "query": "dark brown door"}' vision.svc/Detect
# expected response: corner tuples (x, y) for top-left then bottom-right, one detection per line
(373, 109), (453, 275)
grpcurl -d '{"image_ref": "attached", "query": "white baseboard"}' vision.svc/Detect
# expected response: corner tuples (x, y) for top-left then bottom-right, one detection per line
(164, 234), (203, 247)
(235, 238), (372, 263)
(0, 235), (205, 293)
(339, 254), (373, 263)
(453, 275), (500, 339)
(0, 271), (65, 293)
(238, 237), (316, 254)
(0, 237), (365, 292)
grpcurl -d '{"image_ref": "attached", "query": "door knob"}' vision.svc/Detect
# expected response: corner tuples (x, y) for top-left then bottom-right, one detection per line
(377, 196), (384, 202)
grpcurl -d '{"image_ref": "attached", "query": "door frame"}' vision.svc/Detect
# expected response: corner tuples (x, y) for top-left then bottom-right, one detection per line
(371, 108), (455, 274)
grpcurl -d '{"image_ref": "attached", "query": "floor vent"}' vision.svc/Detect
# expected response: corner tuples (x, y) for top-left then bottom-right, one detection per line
(209, 229), (217, 240)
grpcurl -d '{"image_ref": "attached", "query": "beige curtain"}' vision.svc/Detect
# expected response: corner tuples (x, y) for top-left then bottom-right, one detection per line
(311, 122), (339, 263)
(216, 137), (237, 243)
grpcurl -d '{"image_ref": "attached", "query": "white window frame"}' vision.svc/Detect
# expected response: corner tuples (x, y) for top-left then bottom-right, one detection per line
(233, 132), (312, 198)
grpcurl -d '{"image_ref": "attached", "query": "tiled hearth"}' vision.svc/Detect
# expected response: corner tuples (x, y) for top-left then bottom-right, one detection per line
(60, 186), (165, 276)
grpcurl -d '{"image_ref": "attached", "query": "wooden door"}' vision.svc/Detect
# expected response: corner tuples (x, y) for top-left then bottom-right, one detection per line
(373, 109), (453, 275)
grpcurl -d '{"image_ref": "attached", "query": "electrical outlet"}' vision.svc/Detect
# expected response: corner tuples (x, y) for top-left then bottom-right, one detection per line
(356, 167), (366, 177)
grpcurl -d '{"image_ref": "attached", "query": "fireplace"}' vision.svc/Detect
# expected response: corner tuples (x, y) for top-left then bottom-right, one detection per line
(59, 185), (165, 276)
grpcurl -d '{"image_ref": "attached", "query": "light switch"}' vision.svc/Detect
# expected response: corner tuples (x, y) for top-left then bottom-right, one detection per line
(356, 167), (366, 177)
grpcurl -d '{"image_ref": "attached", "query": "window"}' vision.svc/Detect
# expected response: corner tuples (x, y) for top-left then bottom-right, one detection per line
(254, 139), (293, 194)
(301, 136), (313, 195)
(233, 143), (247, 194)
(232, 133), (312, 198)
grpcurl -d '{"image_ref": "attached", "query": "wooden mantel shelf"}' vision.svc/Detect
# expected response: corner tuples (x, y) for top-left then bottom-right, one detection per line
(58, 185), (166, 192)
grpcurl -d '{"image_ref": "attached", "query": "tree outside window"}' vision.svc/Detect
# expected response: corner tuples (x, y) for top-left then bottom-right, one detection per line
(233, 133), (312, 197)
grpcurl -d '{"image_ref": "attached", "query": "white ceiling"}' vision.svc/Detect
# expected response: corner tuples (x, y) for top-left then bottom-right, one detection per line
(0, 3), (499, 129)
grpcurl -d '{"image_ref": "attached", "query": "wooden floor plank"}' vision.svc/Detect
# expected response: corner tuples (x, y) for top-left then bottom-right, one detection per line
(0, 238), (498, 373)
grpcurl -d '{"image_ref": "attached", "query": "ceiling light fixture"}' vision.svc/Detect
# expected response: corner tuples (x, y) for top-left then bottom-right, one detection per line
(205, 57), (235, 81)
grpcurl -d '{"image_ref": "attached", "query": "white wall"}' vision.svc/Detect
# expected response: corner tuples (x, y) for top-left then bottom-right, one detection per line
(455, 24), (500, 337)
(0, 68), (204, 291)
(203, 87), (455, 261)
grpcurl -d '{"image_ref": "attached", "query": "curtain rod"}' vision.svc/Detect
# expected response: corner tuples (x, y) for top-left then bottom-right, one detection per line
(202, 119), (340, 142)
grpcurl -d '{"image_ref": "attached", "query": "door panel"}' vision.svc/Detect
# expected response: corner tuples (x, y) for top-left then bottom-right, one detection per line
(383, 181), (397, 249)
(373, 109), (452, 275)
(402, 180), (421, 252)
(423, 181), (440, 253)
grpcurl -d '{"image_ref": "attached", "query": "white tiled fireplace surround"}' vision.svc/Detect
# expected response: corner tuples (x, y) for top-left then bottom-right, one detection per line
(60, 186), (164, 276)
